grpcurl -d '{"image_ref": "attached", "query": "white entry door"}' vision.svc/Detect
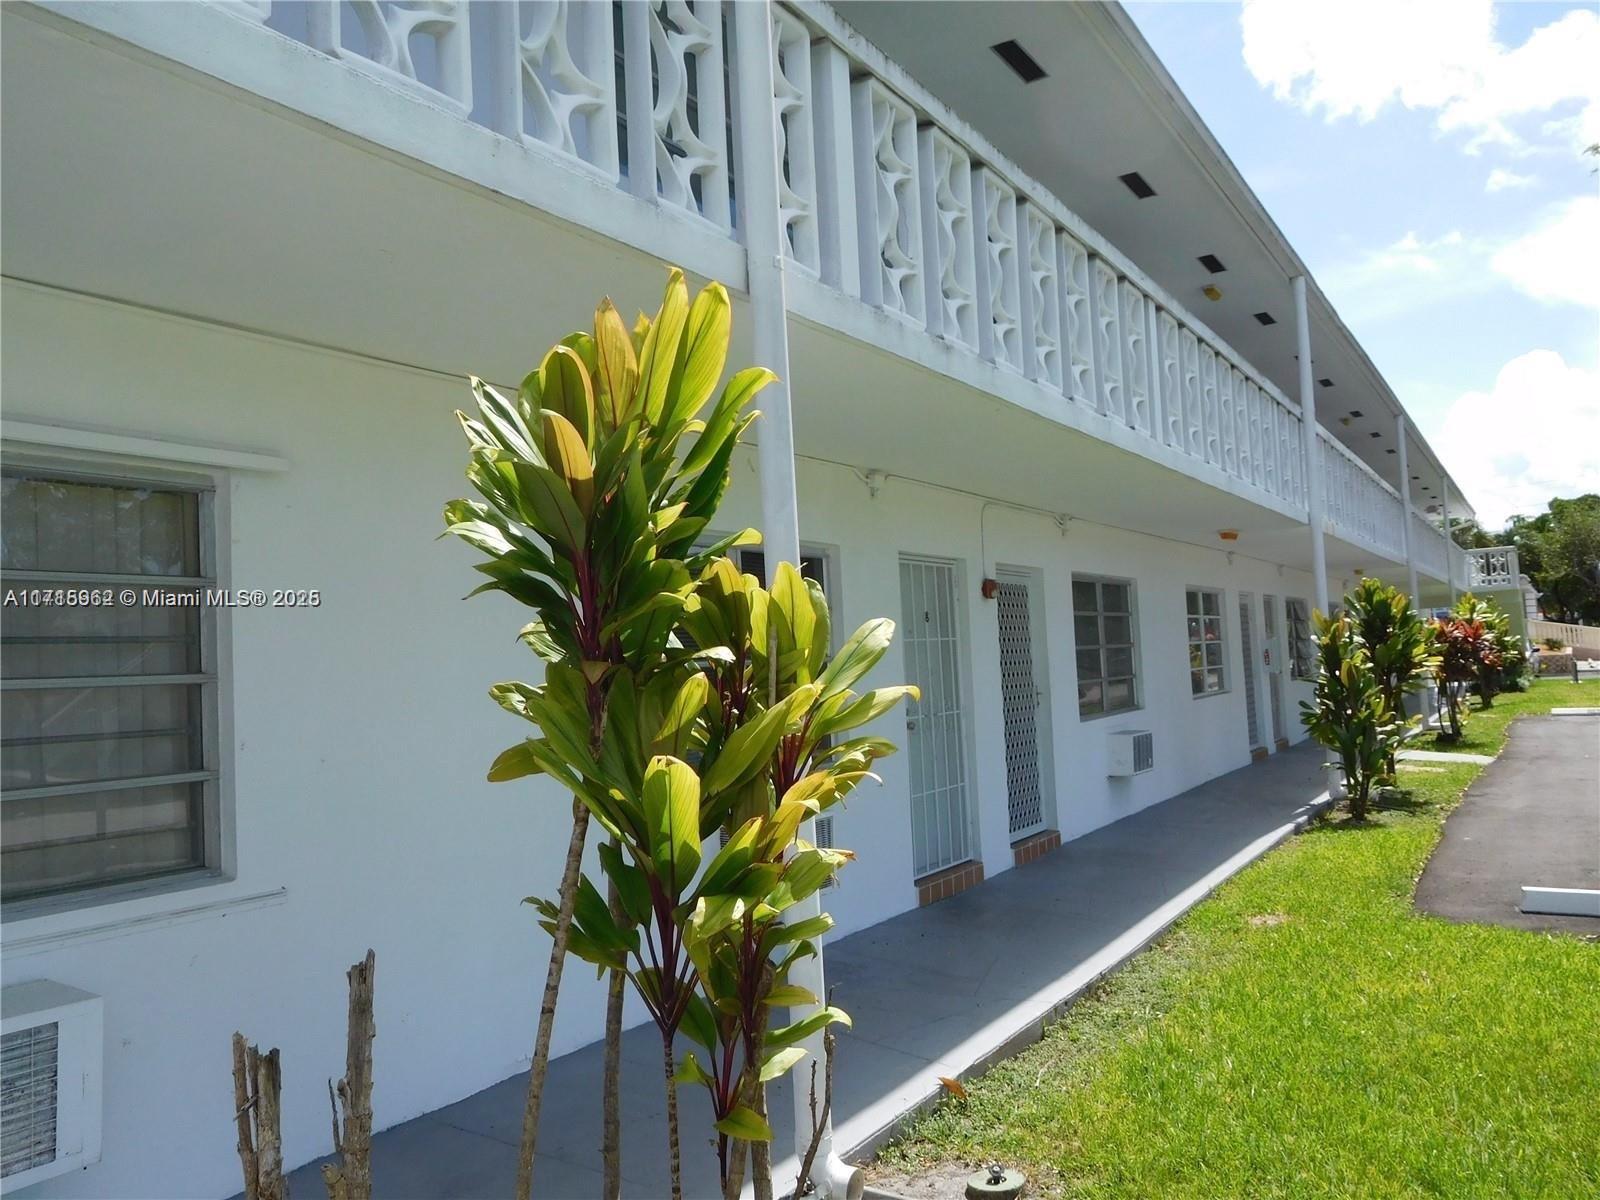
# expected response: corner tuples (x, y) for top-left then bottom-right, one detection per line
(996, 570), (1052, 840)
(899, 556), (973, 877)
(1238, 592), (1263, 752)
(1262, 593), (1287, 747)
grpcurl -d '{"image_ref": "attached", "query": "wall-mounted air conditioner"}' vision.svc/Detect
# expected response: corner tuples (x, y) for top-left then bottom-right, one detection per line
(1107, 730), (1155, 777)
(1, 981), (103, 1189)
(815, 814), (837, 889)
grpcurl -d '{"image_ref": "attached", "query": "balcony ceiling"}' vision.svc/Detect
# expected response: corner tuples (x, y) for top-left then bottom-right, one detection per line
(830, 0), (1473, 522)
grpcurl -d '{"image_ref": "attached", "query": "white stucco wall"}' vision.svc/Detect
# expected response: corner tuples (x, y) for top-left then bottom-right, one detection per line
(1, 282), (1317, 1198)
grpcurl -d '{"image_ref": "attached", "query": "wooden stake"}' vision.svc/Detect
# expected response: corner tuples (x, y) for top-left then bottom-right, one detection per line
(322, 950), (376, 1200)
(232, 1033), (260, 1200)
(255, 1047), (286, 1200)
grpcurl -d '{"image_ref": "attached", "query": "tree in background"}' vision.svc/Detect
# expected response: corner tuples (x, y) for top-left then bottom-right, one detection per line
(1449, 495), (1600, 624)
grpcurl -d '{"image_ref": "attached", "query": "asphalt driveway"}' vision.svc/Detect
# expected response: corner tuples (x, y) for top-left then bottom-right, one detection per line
(1415, 714), (1599, 935)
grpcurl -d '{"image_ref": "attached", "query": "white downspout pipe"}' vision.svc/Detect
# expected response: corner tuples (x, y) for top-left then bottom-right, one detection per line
(1292, 276), (1330, 616)
(731, 6), (860, 1200)
(1395, 415), (1420, 608)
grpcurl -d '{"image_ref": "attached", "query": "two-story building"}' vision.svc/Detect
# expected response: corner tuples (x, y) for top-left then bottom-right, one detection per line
(0, 2), (1518, 1195)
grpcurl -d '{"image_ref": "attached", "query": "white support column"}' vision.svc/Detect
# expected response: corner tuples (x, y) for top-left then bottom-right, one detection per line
(731, 6), (859, 1199)
(1443, 480), (1457, 602)
(1292, 276), (1330, 614)
(1395, 415), (1420, 607)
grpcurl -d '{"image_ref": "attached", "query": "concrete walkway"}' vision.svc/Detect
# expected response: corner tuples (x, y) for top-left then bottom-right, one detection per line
(279, 742), (1330, 1199)
(1416, 714), (1600, 935)
(1399, 748), (1495, 765)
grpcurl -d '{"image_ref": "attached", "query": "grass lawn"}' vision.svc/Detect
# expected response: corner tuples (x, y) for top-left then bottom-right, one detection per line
(875, 680), (1600, 1200)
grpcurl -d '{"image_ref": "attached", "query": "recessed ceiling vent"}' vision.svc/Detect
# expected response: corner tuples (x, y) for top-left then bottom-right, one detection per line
(1198, 254), (1227, 274)
(1318, 377), (1334, 387)
(1118, 171), (1156, 199)
(1253, 311), (1276, 325)
(991, 40), (1046, 83)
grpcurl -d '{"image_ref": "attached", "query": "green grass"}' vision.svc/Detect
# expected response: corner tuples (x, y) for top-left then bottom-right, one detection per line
(877, 680), (1600, 1200)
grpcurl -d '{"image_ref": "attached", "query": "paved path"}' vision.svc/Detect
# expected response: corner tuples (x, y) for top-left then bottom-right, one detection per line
(1415, 714), (1600, 935)
(276, 742), (1330, 1199)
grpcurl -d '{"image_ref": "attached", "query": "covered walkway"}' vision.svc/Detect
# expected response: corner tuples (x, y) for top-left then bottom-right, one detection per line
(280, 741), (1330, 1199)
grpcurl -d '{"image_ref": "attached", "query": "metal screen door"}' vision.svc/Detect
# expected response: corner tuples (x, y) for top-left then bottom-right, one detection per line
(1239, 592), (1262, 751)
(900, 556), (972, 877)
(996, 572), (1049, 839)
(1263, 594), (1286, 745)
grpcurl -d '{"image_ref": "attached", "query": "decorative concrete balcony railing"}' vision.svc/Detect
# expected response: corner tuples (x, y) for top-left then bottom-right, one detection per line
(1318, 429), (1406, 561)
(1465, 546), (1521, 591)
(40, 0), (1458, 578)
(155, 0), (1304, 515)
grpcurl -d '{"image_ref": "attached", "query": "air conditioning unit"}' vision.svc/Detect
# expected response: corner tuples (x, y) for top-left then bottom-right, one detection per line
(1107, 730), (1154, 777)
(1, 981), (103, 1189)
(815, 815), (837, 889)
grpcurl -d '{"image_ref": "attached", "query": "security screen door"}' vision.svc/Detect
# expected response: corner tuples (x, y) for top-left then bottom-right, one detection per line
(1239, 592), (1263, 751)
(1263, 593), (1287, 745)
(996, 570), (1050, 840)
(899, 556), (972, 877)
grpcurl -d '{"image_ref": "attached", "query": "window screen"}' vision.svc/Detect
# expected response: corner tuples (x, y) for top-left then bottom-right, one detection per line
(1073, 577), (1138, 718)
(1186, 588), (1226, 695)
(1, 471), (217, 903)
(1286, 597), (1314, 680)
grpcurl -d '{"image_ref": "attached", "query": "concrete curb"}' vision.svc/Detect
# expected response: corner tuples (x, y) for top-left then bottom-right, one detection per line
(769, 790), (1336, 1190)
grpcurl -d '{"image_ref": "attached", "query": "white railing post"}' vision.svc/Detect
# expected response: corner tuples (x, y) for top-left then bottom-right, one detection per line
(1292, 275), (1329, 614)
(1087, 256), (1125, 421)
(1396, 415), (1420, 606)
(730, 5), (858, 1198)
(809, 38), (860, 295)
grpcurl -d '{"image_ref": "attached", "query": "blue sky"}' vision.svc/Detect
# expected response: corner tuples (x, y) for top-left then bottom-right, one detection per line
(1126, 0), (1599, 529)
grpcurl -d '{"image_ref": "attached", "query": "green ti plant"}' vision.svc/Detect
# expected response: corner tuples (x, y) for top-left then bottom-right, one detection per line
(1344, 578), (1439, 773)
(1300, 610), (1403, 820)
(545, 559), (916, 1200)
(677, 559), (915, 1200)
(1430, 615), (1500, 740)
(444, 268), (767, 1200)
(1451, 593), (1522, 703)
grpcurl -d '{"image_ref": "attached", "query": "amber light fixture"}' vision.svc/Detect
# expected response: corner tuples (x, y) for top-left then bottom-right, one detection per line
(1218, 530), (1239, 541)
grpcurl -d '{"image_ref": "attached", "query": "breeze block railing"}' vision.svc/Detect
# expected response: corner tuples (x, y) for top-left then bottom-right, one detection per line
(75, 0), (1456, 572)
(1464, 546), (1521, 590)
(1318, 429), (1406, 561)
(193, 0), (1309, 518)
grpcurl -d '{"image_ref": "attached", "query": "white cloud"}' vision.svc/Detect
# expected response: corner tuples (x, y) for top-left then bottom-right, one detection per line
(1322, 229), (1490, 322)
(1490, 194), (1600, 308)
(1322, 197), (1599, 321)
(1432, 350), (1600, 527)
(1240, 0), (1600, 154)
(1485, 167), (1536, 193)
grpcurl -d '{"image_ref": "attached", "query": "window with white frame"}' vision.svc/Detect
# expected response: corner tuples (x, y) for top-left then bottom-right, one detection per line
(1073, 576), (1138, 718)
(1186, 588), (1227, 696)
(1286, 597), (1314, 680)
(1, 468), (220, 905)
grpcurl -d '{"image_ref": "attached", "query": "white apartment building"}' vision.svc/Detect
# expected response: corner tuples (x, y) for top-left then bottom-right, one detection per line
(0, 2), (1516, 1195)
